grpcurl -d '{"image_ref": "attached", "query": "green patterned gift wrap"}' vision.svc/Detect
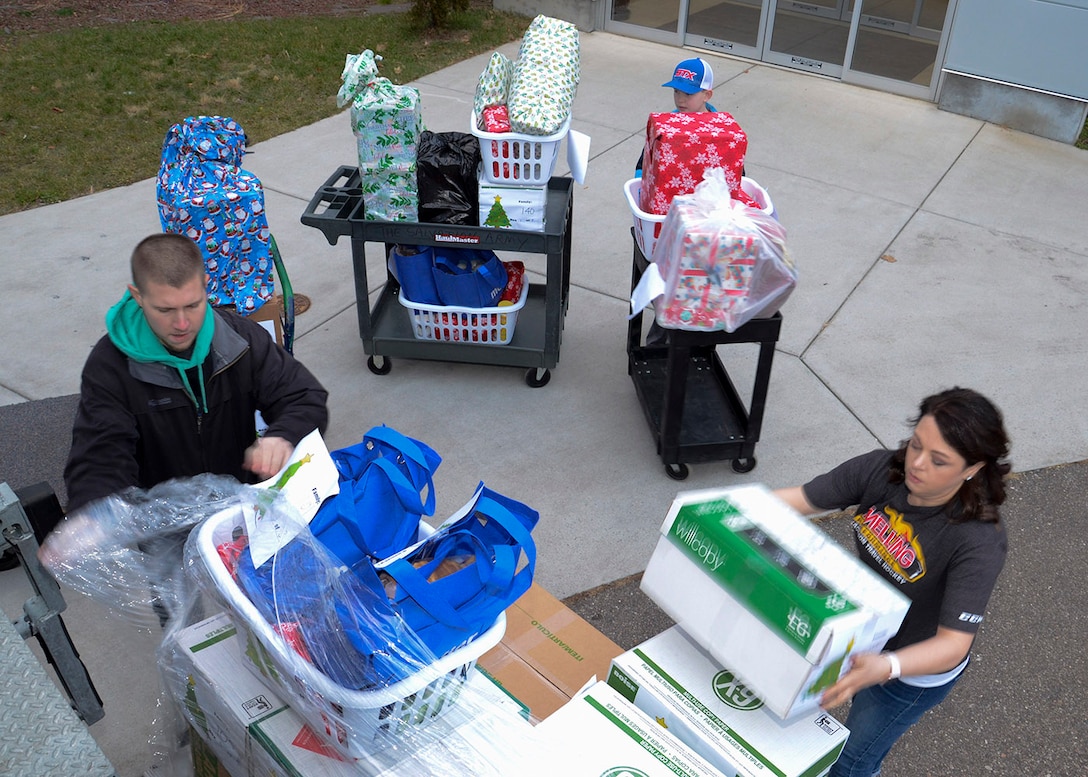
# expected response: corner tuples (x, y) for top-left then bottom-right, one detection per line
(474, 51), (514, 128)
(507, 15), (580, 136)
(337, 49), (423, 221)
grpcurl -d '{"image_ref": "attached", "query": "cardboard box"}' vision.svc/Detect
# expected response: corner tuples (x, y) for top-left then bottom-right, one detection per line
(478, 177), (547, 231)
(608, 626), (848, 777)
(534, 681), (723, 776)
(191, 730), (232, 777)
(476, 583), (623, 722)
(641, 485), (910, 719)
(170, 613), (289, 776)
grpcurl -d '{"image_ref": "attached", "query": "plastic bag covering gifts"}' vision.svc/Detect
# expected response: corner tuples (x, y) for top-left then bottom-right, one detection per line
(157, 116), (274, 314)
(633, 168), (797, 333)
(640, 111), (755, 217)
(338, 49), (424, 222)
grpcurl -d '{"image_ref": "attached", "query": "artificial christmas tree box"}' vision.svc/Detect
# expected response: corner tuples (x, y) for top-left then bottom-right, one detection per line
(607, 626), (848, 777)
(640, 484), (910, 719)
(478, 175), (547, 231)
(534, 681), (722, 776)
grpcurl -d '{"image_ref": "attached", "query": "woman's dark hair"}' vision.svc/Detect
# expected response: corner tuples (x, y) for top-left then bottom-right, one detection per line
(889, 387), (1011, 523)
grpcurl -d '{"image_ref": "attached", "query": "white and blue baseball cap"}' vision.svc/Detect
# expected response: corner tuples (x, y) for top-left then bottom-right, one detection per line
(662, 58), (714, 94)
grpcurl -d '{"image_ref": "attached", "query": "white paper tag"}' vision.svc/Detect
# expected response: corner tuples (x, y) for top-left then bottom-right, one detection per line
(245, 428), (340, 567)
(629, 262), (665, 320)
(566, 129), (591, 185)
(373, 484), (484, 569)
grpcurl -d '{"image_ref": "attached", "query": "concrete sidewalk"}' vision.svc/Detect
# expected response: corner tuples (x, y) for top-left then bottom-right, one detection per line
(2, 29), (1087, 777)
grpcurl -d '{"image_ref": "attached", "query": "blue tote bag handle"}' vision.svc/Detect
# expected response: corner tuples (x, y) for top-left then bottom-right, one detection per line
(362, 425), (441, 516)
(379, 489), (538, 656)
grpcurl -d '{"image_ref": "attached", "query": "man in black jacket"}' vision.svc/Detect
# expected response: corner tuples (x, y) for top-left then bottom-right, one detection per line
(42, 233), (328, 561)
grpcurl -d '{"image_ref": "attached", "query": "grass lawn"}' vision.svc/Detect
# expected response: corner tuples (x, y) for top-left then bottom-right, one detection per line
(0, 8), (528, 215)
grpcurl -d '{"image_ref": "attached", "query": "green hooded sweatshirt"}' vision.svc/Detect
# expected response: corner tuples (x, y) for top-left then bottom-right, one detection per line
(105, 290), (216, 413)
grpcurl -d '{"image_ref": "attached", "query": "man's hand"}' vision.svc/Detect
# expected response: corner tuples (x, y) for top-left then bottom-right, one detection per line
(244, 435), (295, 480)
(37, 513), (106, 573)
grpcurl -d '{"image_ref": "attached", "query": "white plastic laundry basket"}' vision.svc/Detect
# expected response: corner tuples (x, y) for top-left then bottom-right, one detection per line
(472, 111), (570, 185)
(398, 279), (529, 345)
(624, 176), (776, 260)
(195, 506), (505, 760)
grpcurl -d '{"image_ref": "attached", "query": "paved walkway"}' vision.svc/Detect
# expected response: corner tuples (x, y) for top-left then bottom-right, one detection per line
(2, 30), (1087, 777)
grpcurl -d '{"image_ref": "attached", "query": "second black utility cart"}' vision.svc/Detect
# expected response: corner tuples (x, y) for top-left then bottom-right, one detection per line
(627, 234), (783, 480)
(302, 166), (574, 388)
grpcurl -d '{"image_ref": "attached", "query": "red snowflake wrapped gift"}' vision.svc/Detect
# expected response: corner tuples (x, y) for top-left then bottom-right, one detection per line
(639, 111), (753, 216)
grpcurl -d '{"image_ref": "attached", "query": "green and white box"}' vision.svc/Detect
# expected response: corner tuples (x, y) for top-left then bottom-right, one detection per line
(641, 485), (910, 719)
(169, 612), (289, 776)
(607, 626), (848, 777)
(478, 176), (548, 231)
(534, 681), (722, 777)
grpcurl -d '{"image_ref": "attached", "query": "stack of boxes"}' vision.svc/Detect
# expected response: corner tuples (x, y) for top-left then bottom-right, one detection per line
(178, 484), (910, 776)
(529, 484), (910, 776)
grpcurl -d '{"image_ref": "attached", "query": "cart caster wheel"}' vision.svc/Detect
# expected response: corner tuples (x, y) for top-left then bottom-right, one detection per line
(665, 463), (690, 481)
(525, 368), (551, 388)
(731, 457), (757, 474)
(367, 356), (391, 375)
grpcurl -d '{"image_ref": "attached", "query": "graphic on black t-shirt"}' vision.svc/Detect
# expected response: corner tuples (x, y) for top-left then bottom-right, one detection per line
(854, 505), (926, 583)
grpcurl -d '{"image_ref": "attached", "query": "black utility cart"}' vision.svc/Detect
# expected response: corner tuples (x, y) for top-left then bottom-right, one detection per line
(302, 166), (574, 388)
(627, 233), (782, 480)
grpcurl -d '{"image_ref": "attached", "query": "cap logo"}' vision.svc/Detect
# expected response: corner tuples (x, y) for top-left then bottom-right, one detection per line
(674, 68), (697, 81)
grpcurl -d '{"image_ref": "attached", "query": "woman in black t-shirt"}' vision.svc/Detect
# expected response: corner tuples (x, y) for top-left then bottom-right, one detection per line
(775, 387), (1011, 777)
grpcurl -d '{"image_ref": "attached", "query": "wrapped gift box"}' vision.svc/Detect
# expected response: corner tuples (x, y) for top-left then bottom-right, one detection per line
(507, 15), (580, 136)
(339, 50), (423, 222)
(639, 111), (749, 217)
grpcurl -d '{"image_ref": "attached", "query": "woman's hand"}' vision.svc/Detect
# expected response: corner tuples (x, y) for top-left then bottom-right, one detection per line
(819, 627), (976, 709)
(820, 652), (894, 709)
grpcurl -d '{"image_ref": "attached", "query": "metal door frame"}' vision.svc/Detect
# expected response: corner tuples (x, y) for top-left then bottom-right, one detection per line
(601, 0), (956, 101)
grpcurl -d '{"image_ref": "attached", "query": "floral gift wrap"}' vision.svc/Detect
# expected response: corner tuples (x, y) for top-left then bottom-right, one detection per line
(507, 14), (580, 135)
(157, 116), (275, 314)
(338, 49), (424, 221)
(640, 111), (752, 217)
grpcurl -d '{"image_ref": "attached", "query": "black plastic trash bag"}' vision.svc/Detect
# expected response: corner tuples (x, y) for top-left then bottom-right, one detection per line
(416, 131), (482, 225)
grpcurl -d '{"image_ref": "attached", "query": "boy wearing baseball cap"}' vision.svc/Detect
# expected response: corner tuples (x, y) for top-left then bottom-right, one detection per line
(662, 57), (717, 113)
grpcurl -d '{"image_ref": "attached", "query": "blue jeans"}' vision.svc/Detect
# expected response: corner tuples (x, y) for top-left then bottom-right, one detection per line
(829, 676), (962, 777)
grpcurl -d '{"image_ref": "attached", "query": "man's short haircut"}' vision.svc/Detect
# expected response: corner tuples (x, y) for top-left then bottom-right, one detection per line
(131, 233), (205, 291)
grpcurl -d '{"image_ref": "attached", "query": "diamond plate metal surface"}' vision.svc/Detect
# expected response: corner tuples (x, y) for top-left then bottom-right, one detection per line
(0, 615), (116, 776)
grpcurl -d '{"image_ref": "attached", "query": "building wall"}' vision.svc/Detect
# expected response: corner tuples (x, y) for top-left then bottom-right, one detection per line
(940, 0), (1088, 142)
(944, 0), (1088, 100)
(493, 0), (601, 31)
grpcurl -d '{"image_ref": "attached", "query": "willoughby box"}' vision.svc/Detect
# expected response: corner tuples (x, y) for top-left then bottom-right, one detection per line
(608, 626), (848, 777)
(641, 485), (910, 719)
(535, 681), (723, 777)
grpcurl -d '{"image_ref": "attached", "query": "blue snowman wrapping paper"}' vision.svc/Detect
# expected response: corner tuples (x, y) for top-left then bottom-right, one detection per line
(157, 116), (274, 314)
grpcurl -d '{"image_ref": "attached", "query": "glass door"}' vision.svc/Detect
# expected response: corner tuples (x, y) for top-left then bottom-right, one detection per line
(682, 0), (767, 60)
(609, 0), (685, 45)
(843, 0), (950, 97)
(603, 0), (955, 99)
(762, 0), (854, 78)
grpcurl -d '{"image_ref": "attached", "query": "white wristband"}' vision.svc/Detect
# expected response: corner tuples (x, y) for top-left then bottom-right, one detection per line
(883, 652), (902, 682)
